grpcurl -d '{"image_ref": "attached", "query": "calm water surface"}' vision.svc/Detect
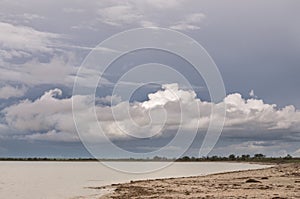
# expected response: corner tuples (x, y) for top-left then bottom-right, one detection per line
(0, 161), (270, 199)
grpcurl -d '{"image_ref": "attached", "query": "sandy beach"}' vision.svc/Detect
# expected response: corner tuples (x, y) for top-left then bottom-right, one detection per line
(100, 163), (300, 198)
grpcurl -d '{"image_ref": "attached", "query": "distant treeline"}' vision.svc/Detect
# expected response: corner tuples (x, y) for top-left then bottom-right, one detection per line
(176, 154), (300, 163)
(0, 157), (98, 161)
(0, 154), (299, 163)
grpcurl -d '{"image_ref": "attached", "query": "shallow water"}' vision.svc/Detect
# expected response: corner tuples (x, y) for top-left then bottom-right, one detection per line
(0, 161), (270, 199)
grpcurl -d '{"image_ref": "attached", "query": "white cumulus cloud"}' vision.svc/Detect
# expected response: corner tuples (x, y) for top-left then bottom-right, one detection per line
(0, 85), (27, 99)
(2, 83), (300, 143)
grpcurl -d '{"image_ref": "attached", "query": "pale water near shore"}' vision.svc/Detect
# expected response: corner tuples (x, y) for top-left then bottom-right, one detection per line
(0, 161), (270, 199)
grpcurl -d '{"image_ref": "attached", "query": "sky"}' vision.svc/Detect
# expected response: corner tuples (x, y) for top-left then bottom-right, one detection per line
(0, 0), (299, 158)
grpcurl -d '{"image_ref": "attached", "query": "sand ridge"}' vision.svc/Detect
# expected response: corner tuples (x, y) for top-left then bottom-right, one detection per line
(99, 163), (300, 198)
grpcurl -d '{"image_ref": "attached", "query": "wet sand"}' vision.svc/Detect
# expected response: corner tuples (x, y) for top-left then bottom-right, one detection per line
(100, 163), (300, 198)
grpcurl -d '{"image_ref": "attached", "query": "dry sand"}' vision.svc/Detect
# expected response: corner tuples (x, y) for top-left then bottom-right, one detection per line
(99, 163), (300, 198)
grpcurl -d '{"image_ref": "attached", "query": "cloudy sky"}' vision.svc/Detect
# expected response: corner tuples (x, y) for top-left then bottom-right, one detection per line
(0, 0), (299, 158)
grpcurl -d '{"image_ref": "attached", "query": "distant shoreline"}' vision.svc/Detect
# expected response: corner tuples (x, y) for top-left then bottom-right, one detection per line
(0, 157), (299, 164)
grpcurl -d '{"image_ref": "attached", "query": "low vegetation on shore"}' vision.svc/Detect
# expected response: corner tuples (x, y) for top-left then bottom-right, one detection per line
(0, 154), (299, 163)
